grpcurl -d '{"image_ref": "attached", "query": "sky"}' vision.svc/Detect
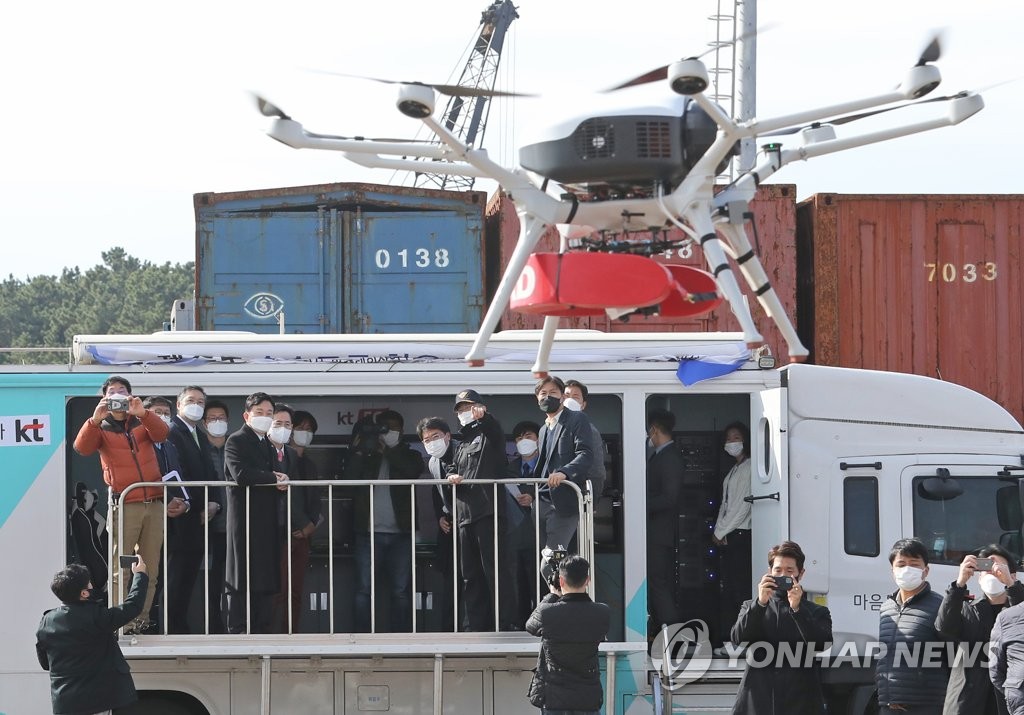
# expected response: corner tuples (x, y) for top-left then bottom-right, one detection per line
(1, 0), (1020, 279)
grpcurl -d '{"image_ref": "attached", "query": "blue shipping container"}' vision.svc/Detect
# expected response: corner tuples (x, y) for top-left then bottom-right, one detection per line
(194, 183), (487, 333)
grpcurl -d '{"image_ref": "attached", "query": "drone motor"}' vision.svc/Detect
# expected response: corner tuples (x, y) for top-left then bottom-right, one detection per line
(396, 84), (436, 119)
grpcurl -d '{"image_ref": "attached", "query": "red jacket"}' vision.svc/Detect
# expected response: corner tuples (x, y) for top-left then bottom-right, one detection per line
(73, 411), (170, 503)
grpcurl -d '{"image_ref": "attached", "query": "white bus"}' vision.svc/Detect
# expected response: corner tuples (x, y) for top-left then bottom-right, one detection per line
(3, 330), (1022, 714)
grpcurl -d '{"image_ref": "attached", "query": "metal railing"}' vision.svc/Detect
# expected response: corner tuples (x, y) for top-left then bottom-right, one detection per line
(111, 477), (595, 637)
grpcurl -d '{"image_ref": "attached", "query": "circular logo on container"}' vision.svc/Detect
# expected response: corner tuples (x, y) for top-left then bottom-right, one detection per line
(243, 292), (285, 319)
(650, 619), (713, 689)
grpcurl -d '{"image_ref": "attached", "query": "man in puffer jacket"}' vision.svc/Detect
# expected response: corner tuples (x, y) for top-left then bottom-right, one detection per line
(990, 598), (1024, 715)
(876, 538), (949, 715)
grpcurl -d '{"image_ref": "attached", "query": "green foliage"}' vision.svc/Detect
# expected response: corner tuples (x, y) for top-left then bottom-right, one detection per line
(0, 248), (193, 365)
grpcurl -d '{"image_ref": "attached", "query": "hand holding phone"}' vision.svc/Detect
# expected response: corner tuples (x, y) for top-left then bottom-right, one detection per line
(975, 557), (995, 572)
(772, 575), (794, 591)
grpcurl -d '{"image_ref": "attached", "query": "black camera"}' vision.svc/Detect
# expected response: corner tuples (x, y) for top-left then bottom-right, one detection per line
(107, 395), (130, 412)
(772, 575), (794, 591)
(542, 545), (569, 590)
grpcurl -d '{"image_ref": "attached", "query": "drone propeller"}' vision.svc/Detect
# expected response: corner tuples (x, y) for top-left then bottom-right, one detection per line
(252, 93), (291, 120)
(306, 69), (535, 99)
(916, 33), (942, 66)
(602, 25), (767, 93)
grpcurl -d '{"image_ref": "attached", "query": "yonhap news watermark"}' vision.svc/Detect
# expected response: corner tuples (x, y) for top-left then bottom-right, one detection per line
(651, 620), (995, 688)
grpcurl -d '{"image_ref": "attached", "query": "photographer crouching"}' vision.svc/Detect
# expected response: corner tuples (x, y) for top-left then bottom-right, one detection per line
(526, 555), (610, 715)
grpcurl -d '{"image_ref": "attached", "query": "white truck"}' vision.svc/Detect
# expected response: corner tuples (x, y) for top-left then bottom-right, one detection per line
(2, 330), (1021, 714)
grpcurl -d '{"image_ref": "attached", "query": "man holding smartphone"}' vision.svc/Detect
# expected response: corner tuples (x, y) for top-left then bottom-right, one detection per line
(73, 376), (169, 635)
(939, 545), (1023, 715)
(729, 540), (833, 715)
(36, 554), (148, 714)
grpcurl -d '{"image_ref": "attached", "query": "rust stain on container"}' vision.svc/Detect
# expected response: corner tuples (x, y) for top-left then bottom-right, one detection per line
(487, 185), (799, 357)
(797, 193), (1024, 426)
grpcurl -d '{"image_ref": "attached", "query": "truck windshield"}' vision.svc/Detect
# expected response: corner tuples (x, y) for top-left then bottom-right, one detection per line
(912, 475), (1022, 567)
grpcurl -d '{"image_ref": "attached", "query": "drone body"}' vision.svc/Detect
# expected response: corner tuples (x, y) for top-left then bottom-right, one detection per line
(255, 34), (984, 375)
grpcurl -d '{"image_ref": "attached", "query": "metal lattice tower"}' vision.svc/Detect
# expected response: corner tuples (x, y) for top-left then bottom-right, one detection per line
(413, 0), (519, 191)
(708, 0), (756, 183)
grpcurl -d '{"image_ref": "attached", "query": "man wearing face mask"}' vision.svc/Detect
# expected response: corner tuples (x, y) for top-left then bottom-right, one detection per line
(224, 392), (290, 634)
(646, 409), (684, 635)
(419, 416), (461, 632)
(449, 389), (517, 631)
(877, 538), (949, 714)
(163, 385), (218, 634)
(202, 399), (230, 633)
(562, 380), (607, 502)
(507, 420), (542, 626)
(937, 545), (1023, 715)
(267, 406), (321, 633)
(533, 377), (594, 583)
(36, 556), (148, 715)
(344, 409), (423, 633)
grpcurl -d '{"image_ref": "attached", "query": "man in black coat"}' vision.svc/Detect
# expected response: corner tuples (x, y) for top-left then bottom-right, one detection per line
(420, 416), (461, 632)
(533, 377), (594, 580)
(991, 599), (1024, 715)
(165, 385), (218, 634)
(645, 409), (684, 635)
(224, 392), (289, 634)
(526, 555), (609, 715)
(729, 540), (833, 715)
(36, 556), (149, 715)
(447, 389), (516, 631)
(937, 545), (1023, 715)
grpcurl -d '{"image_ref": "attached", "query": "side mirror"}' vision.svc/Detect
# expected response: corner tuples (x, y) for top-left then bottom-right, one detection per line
(916, 468), (964, 501)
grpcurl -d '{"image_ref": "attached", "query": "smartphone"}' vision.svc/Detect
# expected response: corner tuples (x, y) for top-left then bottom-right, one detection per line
(772, 575), (794, 591)
(118, 555), (139, 569)
(975, 557), (995, 572)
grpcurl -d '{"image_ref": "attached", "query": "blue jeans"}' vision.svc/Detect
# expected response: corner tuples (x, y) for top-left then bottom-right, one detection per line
(355, 531), (412, 632)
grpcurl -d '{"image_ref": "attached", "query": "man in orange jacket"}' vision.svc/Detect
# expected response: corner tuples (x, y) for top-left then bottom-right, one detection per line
(73, 375), (180, 633)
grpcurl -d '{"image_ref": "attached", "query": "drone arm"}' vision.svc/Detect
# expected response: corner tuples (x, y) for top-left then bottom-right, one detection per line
(530, 316), (559, 378)
(465, 213), (549, 367)
(341, 152), (492, 178)
(268, 119), (452, 158)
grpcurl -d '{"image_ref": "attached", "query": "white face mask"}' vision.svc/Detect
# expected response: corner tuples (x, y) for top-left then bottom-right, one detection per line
(158, 414), (172, 426)
(516, 438), (538, 456)
(563, 397), (582, 412)
(457, 410), (475, 427)
(424, 437), (448, 458)
(893, 565), (925, 591)
(249, 415), (273, 434)
(268, 426), (292, 445)
(206, 420), (228, 437)
(180, 403), (205, 422)
(382, 430), (401, 448)
(979, 573), (1006, 597)
(292, 430), (313, 447)
(724, 441), (744, 458)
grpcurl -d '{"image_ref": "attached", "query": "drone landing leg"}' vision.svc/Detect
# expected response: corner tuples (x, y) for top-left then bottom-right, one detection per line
(530, 315), (559, 378)
(465, 213), (548, 367)
(717, 209), (809, 362)
(684, 205), (764, 347)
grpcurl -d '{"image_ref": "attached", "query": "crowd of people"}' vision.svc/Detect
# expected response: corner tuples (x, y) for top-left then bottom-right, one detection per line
(60, 374), (614, 636)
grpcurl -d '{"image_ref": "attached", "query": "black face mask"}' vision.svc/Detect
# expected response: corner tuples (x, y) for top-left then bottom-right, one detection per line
(539, 396), (562, 414)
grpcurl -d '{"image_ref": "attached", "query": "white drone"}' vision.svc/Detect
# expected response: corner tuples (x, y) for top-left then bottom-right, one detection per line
(254, 35), (983, 376)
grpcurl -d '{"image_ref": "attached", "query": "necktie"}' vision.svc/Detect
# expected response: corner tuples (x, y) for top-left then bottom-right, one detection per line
(277, 448), (284, 463)
(191, 428), (200, 448)
(522, 462), (532, 479)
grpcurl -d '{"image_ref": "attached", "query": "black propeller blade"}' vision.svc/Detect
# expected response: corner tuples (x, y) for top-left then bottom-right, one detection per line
(306, 69), (535, 99)
(603, 25), (768, 93)
(252, 93), (290, 120)
(916, 34), (942, 66)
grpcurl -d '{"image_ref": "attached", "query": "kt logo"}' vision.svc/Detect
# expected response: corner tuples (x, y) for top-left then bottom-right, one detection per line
(0, 416), (50, 446)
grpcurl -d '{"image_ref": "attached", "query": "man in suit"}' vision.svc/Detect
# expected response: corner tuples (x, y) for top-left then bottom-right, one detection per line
(36, 555), (149, 715)
(507, 420), (541, 626)
(224, 392), (290, 634)
(646, 408), (684, 634)
(533, 376), (594, 582)
(164, 385), (218, 634)
(419, 416), (461, 632)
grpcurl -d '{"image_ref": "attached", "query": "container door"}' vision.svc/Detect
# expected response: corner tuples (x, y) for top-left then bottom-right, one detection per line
(749, 388), (787, 593)
(345, 210), (484, 332)
(198, 208), (333, 333)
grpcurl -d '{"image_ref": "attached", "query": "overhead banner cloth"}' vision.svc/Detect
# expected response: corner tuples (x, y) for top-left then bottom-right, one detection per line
(676, 352), (749, 386)
(76, 338), (751, 372)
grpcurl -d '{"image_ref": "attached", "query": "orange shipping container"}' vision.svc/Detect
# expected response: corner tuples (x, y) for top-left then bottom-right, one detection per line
(487, 185), (799, 359)
(797, 193), (1024, 426)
